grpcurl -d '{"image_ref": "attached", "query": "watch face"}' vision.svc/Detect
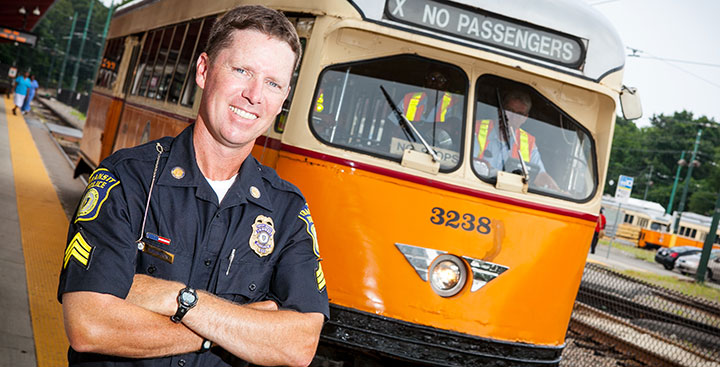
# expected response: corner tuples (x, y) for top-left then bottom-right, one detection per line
(181, 291), (197, 305)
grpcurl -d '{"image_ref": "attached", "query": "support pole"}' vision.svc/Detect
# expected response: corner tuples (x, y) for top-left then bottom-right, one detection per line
(91, 1), (116, 86)
(674, 129), (702, 233)
(57, 12), (78, 92)
(70, 1), (95, 93)
(643, 164), (653, 201)
(696, 193), (720, 282)
(667, 151), (685, 215)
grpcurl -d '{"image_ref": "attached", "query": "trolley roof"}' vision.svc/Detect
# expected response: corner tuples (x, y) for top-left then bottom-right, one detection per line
(351, 0), (625, 81)
(111, 0), (625, 81)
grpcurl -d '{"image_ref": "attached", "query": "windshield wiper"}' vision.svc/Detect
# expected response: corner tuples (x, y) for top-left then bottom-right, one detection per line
(496, 88), (528, 183)
(380, 85), (441, 162)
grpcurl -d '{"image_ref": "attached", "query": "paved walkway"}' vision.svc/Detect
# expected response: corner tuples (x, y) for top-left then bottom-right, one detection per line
(1, 94), (86, 367)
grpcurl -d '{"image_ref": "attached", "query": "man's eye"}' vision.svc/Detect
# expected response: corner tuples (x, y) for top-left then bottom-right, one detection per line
(235, 68), (249, 76)
(267, 80), (282, 90)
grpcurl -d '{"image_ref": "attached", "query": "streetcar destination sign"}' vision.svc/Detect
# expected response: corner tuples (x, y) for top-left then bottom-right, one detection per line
(384, 0), (585, 68)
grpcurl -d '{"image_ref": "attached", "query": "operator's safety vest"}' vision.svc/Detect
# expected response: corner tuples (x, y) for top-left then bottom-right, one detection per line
(475, 119), (535, 163)
(403, 91), (455, 122)
(315, 89), (324, 112)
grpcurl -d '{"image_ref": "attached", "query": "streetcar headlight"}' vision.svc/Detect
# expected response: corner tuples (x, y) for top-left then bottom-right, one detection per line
(428, 254), (467, 297)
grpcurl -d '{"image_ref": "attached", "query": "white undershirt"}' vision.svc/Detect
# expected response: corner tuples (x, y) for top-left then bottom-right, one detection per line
(206, 173), (238, 203)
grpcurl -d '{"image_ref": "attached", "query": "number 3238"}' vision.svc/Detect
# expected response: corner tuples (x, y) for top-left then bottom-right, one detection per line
(430, 207), (491, 234)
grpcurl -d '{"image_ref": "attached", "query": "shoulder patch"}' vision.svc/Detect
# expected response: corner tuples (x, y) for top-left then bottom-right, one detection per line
(298, 203), (320, 258)
(64, 232), (94, 269)
(75, 168), (120, 223)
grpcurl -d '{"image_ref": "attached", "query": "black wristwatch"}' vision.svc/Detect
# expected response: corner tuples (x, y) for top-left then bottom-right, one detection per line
(170, 287), (198, 323)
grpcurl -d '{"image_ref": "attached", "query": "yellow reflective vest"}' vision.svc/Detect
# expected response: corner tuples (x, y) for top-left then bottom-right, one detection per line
(475, 119), (535, 163)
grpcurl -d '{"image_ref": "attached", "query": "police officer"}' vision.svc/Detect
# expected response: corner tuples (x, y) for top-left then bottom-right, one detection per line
(58, 5), (328, 367)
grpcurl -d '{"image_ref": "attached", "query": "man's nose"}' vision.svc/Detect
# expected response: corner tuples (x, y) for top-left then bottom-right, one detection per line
(242, 77), (264, 105)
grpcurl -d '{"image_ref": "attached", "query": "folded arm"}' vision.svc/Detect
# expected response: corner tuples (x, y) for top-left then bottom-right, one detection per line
(125, 274), (324, 367)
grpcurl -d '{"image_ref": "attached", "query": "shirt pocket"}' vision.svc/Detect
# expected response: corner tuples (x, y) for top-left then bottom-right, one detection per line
(135, 249), (192, 283)
(215, 260), (273, 304)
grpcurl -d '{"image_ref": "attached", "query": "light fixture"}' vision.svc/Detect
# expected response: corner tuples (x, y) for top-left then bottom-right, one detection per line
(428, 254), (467, 297)
(33, 7), (41, 16)
(18, 7), (27, 15)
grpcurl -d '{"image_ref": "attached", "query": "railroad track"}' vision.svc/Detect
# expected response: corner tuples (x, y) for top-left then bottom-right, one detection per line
(566, 263), (720, 367)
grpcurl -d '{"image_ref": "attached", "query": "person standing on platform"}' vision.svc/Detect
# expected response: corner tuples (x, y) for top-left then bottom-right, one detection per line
(11, 71), (31, 115)
(21, 75), (39, 114)
(58, 5), (328, 367)
(591, 208), (606, 254)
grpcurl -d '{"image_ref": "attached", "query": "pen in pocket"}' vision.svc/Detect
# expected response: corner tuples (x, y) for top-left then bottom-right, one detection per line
(226, 248), (236, 275)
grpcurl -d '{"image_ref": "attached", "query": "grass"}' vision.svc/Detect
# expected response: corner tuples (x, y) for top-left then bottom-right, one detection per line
(70, 109), (86, 122)
(608, 240), (656, 262)
(619, 269), (720, 304)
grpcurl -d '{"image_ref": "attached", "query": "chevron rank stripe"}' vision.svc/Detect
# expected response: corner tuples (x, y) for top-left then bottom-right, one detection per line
(64, 232), (94, 269)
(316, 262), (326, 292)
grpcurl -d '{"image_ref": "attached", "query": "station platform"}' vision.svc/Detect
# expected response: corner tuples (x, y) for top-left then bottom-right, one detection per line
(1, 95), (87, 367)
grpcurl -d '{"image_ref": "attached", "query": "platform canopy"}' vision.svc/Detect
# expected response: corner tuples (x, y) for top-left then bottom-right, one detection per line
(0, 0), (56, 40)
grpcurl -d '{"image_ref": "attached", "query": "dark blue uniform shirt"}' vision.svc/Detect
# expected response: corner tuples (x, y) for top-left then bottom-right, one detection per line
(58, 125), (329, 366)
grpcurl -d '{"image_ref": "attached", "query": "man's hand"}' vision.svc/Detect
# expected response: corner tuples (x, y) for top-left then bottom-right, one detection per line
(126, 274), (280, 316)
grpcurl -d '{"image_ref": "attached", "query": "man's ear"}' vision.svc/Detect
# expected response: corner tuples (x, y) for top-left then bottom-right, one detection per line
(195, 53), (210, 90)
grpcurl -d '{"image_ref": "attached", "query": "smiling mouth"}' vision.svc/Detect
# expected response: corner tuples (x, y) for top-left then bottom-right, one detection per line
(229, 105), (258, 120)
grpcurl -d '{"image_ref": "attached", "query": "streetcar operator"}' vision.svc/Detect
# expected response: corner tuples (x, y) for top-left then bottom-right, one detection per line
(473, 89), (560, 190)
(58, 5), (328, 367)
(391, 70), (462, 151)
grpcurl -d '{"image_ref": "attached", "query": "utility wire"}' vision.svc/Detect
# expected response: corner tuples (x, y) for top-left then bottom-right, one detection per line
(588, 0), (622, 5)
(627, 47), (720, 90)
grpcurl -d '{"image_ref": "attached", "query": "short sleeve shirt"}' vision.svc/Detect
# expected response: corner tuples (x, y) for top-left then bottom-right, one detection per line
(58, 125), (329, 366)
(14, 76), (31, 95)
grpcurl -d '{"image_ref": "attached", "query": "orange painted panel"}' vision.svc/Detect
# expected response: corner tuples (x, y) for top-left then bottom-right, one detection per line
(275, 151), (594, 346)
(639, 229), (720, 250)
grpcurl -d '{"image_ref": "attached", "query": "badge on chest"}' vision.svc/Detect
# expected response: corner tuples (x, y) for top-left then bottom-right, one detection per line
(250, 215), (275, 257)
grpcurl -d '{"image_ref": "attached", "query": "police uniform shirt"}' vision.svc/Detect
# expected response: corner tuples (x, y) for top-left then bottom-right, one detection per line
(58, 125), (329, 366)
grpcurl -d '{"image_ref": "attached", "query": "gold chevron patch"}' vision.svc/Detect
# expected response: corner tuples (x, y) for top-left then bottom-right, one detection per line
(64, 232), (94, 269)
(315, 262), (326, 292)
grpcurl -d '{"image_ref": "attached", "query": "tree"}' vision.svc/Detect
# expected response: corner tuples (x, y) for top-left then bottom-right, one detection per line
(607, 111), (720, 216)
(0, 0), (111, 93)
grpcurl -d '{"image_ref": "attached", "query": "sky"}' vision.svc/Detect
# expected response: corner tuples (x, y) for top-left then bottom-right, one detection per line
(585, 0), (720, 127)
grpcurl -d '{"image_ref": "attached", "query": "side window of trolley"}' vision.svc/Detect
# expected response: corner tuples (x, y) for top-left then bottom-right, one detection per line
(129, 15), (215, 107)
(95, 37), (126, 90)
(471, 75), (596, 201)
(310, 55), (467, 171)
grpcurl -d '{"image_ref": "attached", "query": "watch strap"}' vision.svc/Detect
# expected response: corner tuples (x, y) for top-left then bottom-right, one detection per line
(170, 306), (189, 323)
(199, 339), (212, 353)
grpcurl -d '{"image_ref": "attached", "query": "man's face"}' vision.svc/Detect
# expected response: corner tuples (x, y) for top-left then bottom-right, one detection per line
(425, 71), (448, 91)
(195, 29), (295, 149)
(504, 98), (530, 130)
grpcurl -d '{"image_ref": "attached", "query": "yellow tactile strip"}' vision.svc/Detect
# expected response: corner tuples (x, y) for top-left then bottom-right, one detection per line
(6, 97), (70, 366)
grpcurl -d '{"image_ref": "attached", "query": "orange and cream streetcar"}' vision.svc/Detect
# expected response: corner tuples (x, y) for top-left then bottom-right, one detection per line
(79, 0), (641, 365)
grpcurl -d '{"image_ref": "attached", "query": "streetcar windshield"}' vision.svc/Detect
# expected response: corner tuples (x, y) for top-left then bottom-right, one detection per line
(310, 55), (467, 171)
(471, 75), (596, 201)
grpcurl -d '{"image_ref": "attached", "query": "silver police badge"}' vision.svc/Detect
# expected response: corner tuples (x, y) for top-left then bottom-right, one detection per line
(250, 215), (275, 257)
